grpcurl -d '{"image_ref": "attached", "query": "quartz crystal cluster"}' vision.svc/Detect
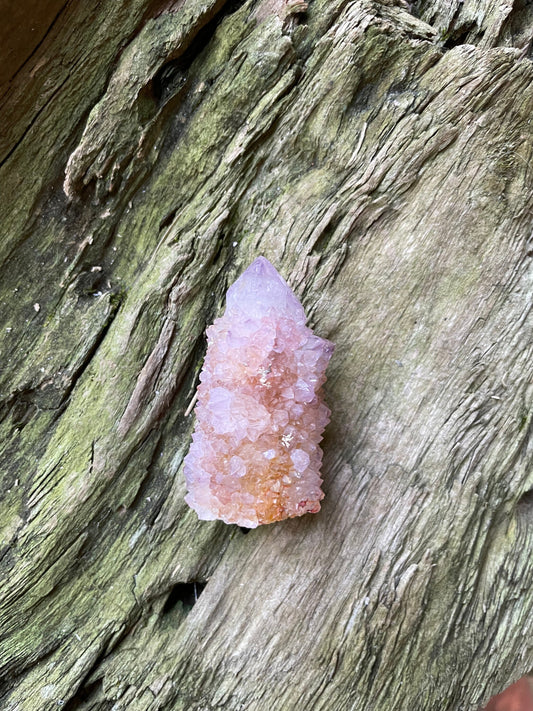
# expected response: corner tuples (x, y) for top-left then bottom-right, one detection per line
(183, 257), (334, 527)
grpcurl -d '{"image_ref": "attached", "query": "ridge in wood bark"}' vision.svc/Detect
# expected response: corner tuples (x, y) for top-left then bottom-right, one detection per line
(412, 0), (533, 50)
(63, 0), (244, 201)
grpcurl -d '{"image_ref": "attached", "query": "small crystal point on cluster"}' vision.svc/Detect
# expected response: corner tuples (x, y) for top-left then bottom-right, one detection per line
(183, 257), (334, 527)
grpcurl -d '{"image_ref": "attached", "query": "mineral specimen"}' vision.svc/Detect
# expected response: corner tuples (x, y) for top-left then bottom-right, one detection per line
(183, 257), (334, 527)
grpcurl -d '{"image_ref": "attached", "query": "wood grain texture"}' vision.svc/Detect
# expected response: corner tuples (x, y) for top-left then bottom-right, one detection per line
(412, 0), (533, 49)
(0, 0), (531, 709)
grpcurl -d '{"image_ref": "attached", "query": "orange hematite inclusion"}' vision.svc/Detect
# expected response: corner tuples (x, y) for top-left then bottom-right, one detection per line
(183, 257), (334, 527)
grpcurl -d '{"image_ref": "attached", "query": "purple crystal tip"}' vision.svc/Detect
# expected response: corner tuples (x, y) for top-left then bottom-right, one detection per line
(226, 257), (307, 324)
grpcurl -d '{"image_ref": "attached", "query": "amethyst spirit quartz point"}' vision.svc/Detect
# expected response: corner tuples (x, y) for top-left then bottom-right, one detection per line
(183, 257), (334, 528)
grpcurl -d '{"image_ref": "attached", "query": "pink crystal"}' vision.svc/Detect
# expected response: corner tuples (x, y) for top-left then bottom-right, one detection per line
(183, 257), (334, 527)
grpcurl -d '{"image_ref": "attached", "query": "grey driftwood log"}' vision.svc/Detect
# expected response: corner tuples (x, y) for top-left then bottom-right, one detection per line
(0, 0), (532, 709)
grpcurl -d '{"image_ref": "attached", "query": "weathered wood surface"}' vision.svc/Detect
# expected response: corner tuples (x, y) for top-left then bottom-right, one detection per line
(0, 0), (532, 709)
